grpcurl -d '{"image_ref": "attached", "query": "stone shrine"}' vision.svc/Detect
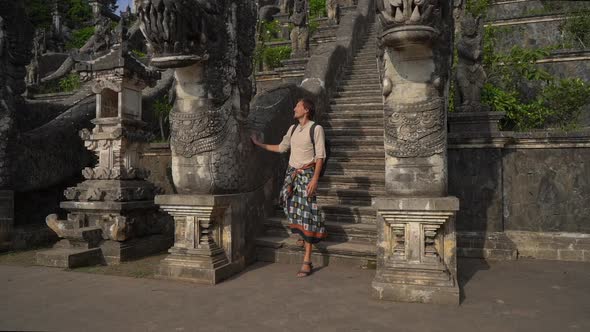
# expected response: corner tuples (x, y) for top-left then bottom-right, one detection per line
(36, 13), (171, 268)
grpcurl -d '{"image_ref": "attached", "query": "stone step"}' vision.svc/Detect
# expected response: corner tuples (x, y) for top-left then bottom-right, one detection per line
(321, 205), (378, 224)
(318, 181), (385, 193)
(345, 73), (381, 81)
(346, 63), (379, 71)
(321, 173), (385, 185)
(344, 68), (380, 76)
(325, 127), (384, 136)
(324, 161), (385, 173)
(281, 57), (309, 66)
(329, 148), (385, 159)
(263, 217), (377, 243)
(333, 90), (381, 98)
(329, 136), (384, 147)
(256, 236), (376, 268)
(337, 83), (381, 91)
(328, 103), (383, 112)
(338, 78), (381, 86)
(330, 96), (382, 105)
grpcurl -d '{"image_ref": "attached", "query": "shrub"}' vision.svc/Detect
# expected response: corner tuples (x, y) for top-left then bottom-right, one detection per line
(262, 46), (292, 70)
(310, 0), (327, 18)
(66, 26), (95, 50)
(58, 73), (81, 92)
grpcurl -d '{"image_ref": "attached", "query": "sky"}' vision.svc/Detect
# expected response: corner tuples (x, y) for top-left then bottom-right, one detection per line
(116, 0), (133, 13)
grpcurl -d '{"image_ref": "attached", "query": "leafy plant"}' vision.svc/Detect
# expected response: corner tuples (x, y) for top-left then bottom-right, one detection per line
(560, 10), (590, 49)
(153, 96), (173, 142)
(64, 0), (93, 29)
(66, 26), (95, 50)
(58, 73), (81, 92)
(480, 26), (590, 130)
(131, 49), (147, 58)
(465, 0), (490, 18)
(310, 0), (327, 18)
(263, 46), (292, 70)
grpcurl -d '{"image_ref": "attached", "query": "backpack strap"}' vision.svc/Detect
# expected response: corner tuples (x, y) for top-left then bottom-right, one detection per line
(289, 124), (298, 138)
(310, 123), (317, 157)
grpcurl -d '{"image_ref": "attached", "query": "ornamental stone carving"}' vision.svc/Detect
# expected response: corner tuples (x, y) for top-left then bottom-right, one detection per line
(455, 12), (487, 112)
(290, 0), (309, 58)
(137, 0), (258, 194)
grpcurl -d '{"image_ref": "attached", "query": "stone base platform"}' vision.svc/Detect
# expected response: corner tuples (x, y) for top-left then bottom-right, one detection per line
(457, 231), (518, 260)
(36, 248), (103, 268)
(371, 280), (460, 305)
(36, 234), (173, 268)
(158, 254), (237, 285)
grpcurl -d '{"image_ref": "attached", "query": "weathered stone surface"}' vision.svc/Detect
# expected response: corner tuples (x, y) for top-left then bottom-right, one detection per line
(0, 190), (13, 250)
(455, 13), (487, 113)
(503, 145), (590, 233)
(156, 188), (271, 284)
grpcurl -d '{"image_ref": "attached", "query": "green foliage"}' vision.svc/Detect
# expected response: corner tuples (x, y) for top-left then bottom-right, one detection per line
(465, 0), (490, 18)
(560, 11), (590, 49)
(309, 20), (320, 36)
(65, 0), (92, 29)
(262, 46), (292, 70)
(310, 0), (327, 18)
(58, 73), (81, 92)
(25, 0), (53, 29)
(131, 49), (147, 58)
(153, 96), (173, 141)
(259, 20), (282, 43)
(480, 26), (590, 130)
(66, 26), (95, 50)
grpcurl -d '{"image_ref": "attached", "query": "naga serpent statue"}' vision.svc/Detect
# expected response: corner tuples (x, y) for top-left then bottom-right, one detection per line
(137, 0), (259, 194)
(377, 0), (454, 196)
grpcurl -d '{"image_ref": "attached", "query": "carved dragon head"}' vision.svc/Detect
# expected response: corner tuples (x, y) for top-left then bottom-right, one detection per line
(377, 0), (442, 47)
(136, 0), (224, 68)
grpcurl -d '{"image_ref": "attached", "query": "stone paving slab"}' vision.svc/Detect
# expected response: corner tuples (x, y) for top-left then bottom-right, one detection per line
(0, 257), (589, 332)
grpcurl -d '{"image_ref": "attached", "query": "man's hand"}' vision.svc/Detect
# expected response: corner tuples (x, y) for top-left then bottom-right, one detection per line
(251, 134), (262, 147)
(306, 178), (318, 197)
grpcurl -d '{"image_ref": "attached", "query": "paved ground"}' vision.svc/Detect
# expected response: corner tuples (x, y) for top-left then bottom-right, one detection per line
(0, 252), (589, 332)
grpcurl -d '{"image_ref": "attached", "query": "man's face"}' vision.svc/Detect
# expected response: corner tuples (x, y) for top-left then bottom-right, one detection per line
(293, 101), (308, 120)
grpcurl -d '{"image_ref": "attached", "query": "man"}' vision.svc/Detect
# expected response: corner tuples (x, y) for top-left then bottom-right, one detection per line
(251, 99), (327, 277)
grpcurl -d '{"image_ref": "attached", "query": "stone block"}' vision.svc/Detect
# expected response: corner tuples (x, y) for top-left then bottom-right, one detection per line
(36, 248), (103, 268)
(158, 256), (237, 285)
(100, 234), (173, 265)
(557, 250), (584, 262)
(371, 280), (459, 305)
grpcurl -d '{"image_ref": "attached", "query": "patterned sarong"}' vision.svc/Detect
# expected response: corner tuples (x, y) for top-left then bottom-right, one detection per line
(280, 165), (327, 244)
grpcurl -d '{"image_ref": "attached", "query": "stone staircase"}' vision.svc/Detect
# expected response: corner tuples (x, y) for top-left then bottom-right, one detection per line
(256, 6), (357, 89)
(256, 23), (383, 268)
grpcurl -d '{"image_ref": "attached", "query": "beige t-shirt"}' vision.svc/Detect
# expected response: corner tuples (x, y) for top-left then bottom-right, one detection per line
(278, 121), (326, 168)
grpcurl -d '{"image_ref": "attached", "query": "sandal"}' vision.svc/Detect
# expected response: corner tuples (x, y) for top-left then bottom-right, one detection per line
(296, 261), (313, 278)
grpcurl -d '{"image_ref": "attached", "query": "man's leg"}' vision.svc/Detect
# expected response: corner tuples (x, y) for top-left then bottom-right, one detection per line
(297, 241), (313, 277)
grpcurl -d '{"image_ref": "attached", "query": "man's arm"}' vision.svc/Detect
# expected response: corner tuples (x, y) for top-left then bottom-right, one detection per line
(306, 158), (323, 196)
(251, 134), (282, 153)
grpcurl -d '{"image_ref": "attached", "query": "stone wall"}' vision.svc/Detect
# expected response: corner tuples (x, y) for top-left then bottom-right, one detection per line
(449, 130), (590, 262)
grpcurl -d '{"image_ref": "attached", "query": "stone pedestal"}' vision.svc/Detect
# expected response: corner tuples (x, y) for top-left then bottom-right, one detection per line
(36, 200), (173, 268)
(449, 111), (505, 133)
(0, 190), (15, 250)
(372, 197), (460, 305)
(156, 194), (258, 284)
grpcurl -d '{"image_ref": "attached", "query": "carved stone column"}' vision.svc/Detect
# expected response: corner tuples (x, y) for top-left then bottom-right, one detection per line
(137, 1), (260, 284)
(373, 0), (460, 304)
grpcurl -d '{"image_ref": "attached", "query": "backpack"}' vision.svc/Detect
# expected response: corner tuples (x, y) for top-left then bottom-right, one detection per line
(289, 123), (330, 177)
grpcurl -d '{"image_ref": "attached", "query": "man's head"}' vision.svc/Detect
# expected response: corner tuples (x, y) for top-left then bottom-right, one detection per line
(293, 99), (315, 120)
